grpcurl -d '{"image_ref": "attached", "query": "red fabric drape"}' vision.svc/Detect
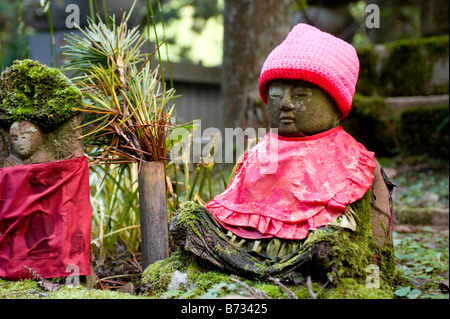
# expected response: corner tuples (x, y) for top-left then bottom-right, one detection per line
(0, 156), (92, 280)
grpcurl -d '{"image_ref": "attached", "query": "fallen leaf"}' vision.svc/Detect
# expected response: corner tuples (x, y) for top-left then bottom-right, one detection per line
(38, 280), (60, 292)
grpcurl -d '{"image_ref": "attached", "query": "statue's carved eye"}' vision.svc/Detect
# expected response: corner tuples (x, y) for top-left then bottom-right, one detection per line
(292, 87), (311, 98)
(268, 85), (284, 99)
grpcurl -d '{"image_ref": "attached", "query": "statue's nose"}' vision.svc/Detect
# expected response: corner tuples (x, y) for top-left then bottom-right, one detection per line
(280, 94), (295, 111)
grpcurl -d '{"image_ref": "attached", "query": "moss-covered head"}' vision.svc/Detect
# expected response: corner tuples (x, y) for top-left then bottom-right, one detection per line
(0, 59), (81, 130)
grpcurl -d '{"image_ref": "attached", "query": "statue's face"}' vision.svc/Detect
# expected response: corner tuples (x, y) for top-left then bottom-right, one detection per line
(9, 121), (43, 159)
(267, 80), (341, 136)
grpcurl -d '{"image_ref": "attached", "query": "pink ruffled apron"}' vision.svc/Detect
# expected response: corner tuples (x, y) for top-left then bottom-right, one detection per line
(206, 126), (376, 240)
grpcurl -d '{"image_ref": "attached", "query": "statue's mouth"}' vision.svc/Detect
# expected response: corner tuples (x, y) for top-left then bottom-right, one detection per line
(280, 116), (294, 124)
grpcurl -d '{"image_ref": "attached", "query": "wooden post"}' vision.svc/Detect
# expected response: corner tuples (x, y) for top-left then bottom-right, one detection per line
(138, 161), (169, 269)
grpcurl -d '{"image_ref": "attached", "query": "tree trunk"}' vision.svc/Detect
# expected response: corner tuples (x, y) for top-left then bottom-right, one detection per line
(139, 161), (169, 269)
(222, 0), (291, 131)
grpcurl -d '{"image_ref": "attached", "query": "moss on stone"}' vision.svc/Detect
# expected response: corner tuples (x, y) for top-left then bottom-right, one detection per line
(356, 35), (449, 97)
(46, 285), (144, 299)
(165, 191), (397, 298)
(141, 251), (189, 295)
(0, 278), (41, 298)
(140, 253), (289, 299)
(187, 268), (234, 298)
(381, 35), (449, 96)
(253, 283), (285, 299)
(0, 59), (81, 130)
(0, 278), (144, 299)
(323, 278), (394, 299)
(290, 281), (323, 299)
(141, 250), (239, 298)
(175, 201), (204, 238)
(381, 41), (429, 96)
(323, 190), (396, 294)
(356, 46), (378, 96)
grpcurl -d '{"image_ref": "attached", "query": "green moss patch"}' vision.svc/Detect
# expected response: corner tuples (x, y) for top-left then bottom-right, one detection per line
(356, 46), (379, 96)
(141, 251), (189, 295)
(382, 35), (449, 96)
(323, 278), (393, 299)
(0, 279), (41, 299)
(0, 278), (143, 299)
(356, 35), (449, 97)
(324, 191), (396, 287)
(0, 59), (81, 130)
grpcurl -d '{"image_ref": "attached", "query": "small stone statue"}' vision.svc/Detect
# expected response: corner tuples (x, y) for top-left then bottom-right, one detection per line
(170, 24), (396, 287)
(0, 59), (84, 167)
(4, 121), (52, 166)
(0, 59), (92, 282)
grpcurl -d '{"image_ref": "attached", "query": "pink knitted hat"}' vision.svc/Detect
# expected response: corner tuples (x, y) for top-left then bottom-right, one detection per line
(259, 23), (359, 120)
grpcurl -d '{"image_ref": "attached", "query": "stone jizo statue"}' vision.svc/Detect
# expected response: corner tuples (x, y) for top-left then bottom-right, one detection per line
(170, 24), (396, 287)
(4, 121), (52, 166)
(0, 59), (83, 167)
(0, 59), (92, 281)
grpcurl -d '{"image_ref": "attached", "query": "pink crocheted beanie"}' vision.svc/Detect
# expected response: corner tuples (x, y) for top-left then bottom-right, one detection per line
(259, 23), (359, 120)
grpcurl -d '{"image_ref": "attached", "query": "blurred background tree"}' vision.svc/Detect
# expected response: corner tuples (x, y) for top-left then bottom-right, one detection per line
(152, 0), (224, 67)
(222, 0), (291, 130)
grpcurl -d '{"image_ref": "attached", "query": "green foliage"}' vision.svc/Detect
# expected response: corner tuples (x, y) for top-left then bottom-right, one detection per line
(394, 286), (421, 299)
(141, 251), (276, 299)
(63, 4), (145, 78)
(394, 167), (449, 211)
(63, 9), (178, 164)
(291, 0), (308, 11)
(89, 164), (141, 262)
(382, 40), (429, 96)
(393, 227), (449, 299)
(166, 128), (235, 211)
(140, 251), (237, 299)
(188, 270), (234, 298)
(0, 59), (81, 129)
(77, 1), (228, 259)
(155, 0), (223, 26)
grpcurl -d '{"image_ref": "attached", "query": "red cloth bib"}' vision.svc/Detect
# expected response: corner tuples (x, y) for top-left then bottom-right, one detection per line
(0, 156), (92, 280)
(206, 127), (376, 240)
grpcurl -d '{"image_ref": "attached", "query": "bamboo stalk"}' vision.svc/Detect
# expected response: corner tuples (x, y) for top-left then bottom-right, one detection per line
(138, 161), (169, 268)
